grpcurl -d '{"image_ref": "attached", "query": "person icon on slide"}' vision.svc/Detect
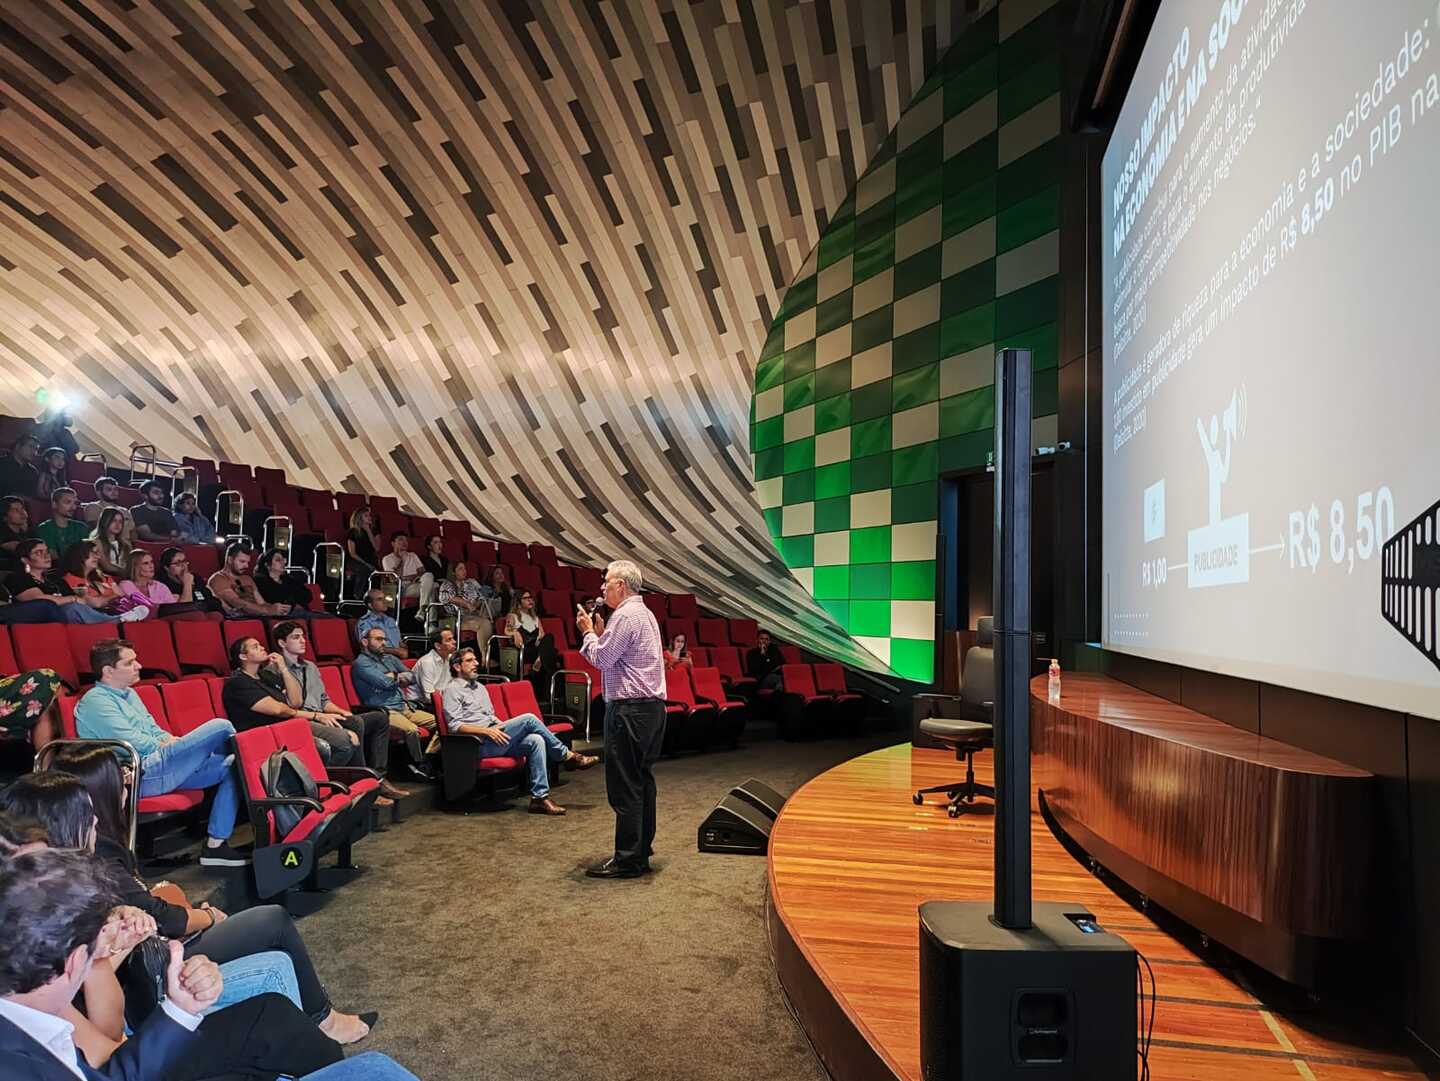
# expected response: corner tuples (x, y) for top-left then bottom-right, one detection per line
(1196, 392), (1237, 526)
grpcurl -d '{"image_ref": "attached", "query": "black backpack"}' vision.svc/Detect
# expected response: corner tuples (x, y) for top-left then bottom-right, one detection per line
(260, 749), (320, 840)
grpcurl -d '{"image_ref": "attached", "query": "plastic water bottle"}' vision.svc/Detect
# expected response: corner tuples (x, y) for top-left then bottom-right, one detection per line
(1047, 659), (1062, 703)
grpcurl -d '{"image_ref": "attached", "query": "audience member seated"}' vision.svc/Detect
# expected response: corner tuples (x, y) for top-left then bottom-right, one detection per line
(419, 534), (448, 584)
(344, 506), (379, 584)
(209, 542), (306, 619)
(664, 633), (693, 670)
(436, 560), (494, 647)
(35, 448), (67, 501)
(0, 433), (40, 498)
(130, 480), (180, 543)
(746, 628), (784, 689)
(32, 405), (79, 459)
(35, 487), (88, 558)
(485, 564), (513, 616)
(157, 547), (216, 611)
(61, 542), (148, 623)
(412, 627), (457, 697)
(0, 667), (62, 749)
(89, 508), (133, 579)
(221, 637), (358, 770)
(0, 495), (32, 574)
(442, 647), (595, 815)
(80, 478), (135, 544)
(254, 549), (314, 610)
(352, 626), (435, 780)
(119, 549), (192, 614)
(274, 621), (406, 802)
(355, 589), (405, 657)
(73, 639), (246, 866)
(171, 491), (216, 545)
(509, 589), (559, 696)
(6, 540), (128, 624)
(380, 532), (435, 615)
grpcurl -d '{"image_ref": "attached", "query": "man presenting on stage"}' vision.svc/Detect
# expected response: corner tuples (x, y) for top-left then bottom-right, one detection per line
(577, 559), (665, 880)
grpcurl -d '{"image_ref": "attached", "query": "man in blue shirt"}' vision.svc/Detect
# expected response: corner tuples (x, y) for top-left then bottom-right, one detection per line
(74, 638), (247, 867)
(354, 589), (406, 658)
(351, 626), (436, 780)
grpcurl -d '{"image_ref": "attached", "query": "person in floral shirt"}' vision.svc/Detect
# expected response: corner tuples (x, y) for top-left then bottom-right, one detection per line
(0, 667), (62, 748)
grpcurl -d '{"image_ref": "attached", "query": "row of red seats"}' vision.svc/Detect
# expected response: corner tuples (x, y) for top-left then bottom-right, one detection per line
(775, 663), (867, 738)
(428, 679), (574, 804)
(661, 665), (747, 754)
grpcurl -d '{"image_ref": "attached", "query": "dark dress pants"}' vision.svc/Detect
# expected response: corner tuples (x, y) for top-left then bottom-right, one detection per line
(170, 992), (342, 1081)
(184, 903), (332, 1021)
(340, 708), (390, 770)
(604, 697), (665, 868)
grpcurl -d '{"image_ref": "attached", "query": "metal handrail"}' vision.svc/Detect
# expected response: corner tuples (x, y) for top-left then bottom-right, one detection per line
(170, 465), (198, 499)
(216, 489), (244, 534)
(34, 736), (142, 853)
(128, 444), (157, 484)
(262, 515), (292, 554)
(550, 669), (595, 741)
(311, 542), (345, 605)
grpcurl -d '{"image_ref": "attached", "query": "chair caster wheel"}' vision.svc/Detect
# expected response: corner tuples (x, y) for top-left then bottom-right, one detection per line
(948, 805), (960, 818)
(913, 792), (924, 805)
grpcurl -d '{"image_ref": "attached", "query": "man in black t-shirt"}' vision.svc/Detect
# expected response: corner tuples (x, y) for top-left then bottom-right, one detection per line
(220, 635), (357, 765)
(0, 434), (40, 499)
(131, 480), (180, 542)
(745, 629), (785, 689)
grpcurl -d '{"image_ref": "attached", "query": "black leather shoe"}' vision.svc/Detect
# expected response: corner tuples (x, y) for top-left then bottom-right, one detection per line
(585, 857), (646, 879)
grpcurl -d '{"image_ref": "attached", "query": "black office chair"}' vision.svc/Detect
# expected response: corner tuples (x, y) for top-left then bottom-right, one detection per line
(913, 619), (995, 817)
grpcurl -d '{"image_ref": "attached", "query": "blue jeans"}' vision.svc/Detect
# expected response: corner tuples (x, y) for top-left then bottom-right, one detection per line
(292, 1053), (419, 1081)
(479, 714), (568, 797)
(61, 602), (118, 623)
(140, 717), (240, 840)
(207, 951), (301, 1015)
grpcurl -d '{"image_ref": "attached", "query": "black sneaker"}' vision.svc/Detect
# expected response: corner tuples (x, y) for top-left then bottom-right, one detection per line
(199, 842), (251, 867)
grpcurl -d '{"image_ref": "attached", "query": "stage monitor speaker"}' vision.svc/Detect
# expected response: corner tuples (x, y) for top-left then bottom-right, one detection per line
(919, 901), (1136, 1080)
(697, 779), (787, 855)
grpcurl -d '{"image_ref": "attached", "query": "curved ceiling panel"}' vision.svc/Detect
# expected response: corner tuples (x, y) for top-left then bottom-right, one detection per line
(0, 0), (968, 668)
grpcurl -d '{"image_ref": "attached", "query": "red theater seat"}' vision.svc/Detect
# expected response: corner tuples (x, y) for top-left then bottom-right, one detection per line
(696, 618), (729, 647)
(690, 665), (746, 747)
(221, 619), (266, 652)
(539, 563), (573, 590)
(642, 594), (668, 621)
(779, 644), (802, 664)
(309, 617), (356, 663)
(663, 618), (696, 651)
(158, 679), (221, 736)
(572, 567), (603, 594)
(814, 662), (867, 731)
(431, 689), (525, 805)
(497, 541), (527, 566)
(122, 620), (182, 681)
(707, 646), (757, 698)
(494, 679), (574, 743)
(66, 623), (113, 685)
(661, 666), (713, 755)
(13, 624), (79, 690)
(668, 594), (698, 620)
(0, 627), (17, 675)
(184, 544), (221, 580)
(777, 664), (837, 739)
(727, 619), (759, 648)
(176, 620), (228, 676)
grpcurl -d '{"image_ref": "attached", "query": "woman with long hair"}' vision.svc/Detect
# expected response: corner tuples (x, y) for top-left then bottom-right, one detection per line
(120, 547), (192, 608)
(254, 548), (311, 608)
(419, 534), (448, 582)
(61, 540), (145, 620)
(509, 588), (559, 695)
(35, 446), (67, 499)
(156, 545), (217, 611)
(31, 746), (378, 1046)
(90, 506), (133, 578)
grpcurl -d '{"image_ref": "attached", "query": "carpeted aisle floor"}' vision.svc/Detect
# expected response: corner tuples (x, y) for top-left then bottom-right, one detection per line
(292, 728), (903, 1081)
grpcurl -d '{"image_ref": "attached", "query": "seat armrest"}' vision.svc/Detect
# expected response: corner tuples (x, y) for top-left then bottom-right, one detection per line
(316, 779), (351, 795)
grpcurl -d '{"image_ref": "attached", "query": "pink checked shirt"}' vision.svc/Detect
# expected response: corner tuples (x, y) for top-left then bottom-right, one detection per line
(580, 594), (664, 700)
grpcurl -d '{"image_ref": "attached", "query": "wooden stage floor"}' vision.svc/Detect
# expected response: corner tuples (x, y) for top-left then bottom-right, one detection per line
(766, 743), (1425, 1081)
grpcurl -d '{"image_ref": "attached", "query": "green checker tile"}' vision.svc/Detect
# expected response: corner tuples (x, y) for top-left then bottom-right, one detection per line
(999, 57), (1060, 126)
(782, 437), (814, 474)
(753, 415), (784, 452)
(1033, 366), (1058, 417)
(761, 505), (782, 536)
(815, 289), (853, 336)
(996, 140), (1060, 212)
(940, 428), (993, 472)
(895, 164), (943, 228)
(850, 451), (891, 493)
(894, 243), (942, 300)
(943, 132), (998, 194)
(897, 127), (943, 184)
(778, 274), (817, 320)
(940, 386), (994, 437)
(892, 559), (936, 600)
(819, 598), (850, 625)
(850, 380), (893, 423)
(813, 564), (850, 600)
(850, 562), (891, 600)
(783, 371), (815, 411)
(941, 302), (995, 359)
(998, 3), (1062, 80)
(892, 362), (939, 411)
(852, 305), (893, 354)
(851, 416), (891, 458)
(815, 461), (851, 499)
(941, 261), (995, 317)
(997, 188), (1058, 254)
(890, 637), (935, 682)
(760, 323), (786, 363)
(815, 393), (851, 433)
(754, 446), (784, 481)
(944, 51), (999, 119)
(855, 198), (895, 245)
(893, 440), (939, 486)
(817, 215), (857, 269)
(942, 175), (996, 239)
(852, 231), (895, 284)
(814, 494), (850, 533)
(847, 600), (890, 638)
(995, 276), (1058, 337)
(1000, 321), (1057, 372)
(814, 357), (852, 402)
(892, 481), (937, 524)
(783, 468), (815, 504)
(850, 524), (891, 563)
(783, 340), (816, 381)
(754, 352), (785, 393)
(779, 535), (813, 569)
(894, 322), (940, 373)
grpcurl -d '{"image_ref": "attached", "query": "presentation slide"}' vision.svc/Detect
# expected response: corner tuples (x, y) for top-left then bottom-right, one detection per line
(1101, 0), (1440, 719)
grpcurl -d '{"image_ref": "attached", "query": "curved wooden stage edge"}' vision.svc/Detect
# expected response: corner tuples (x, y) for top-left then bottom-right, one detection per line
(766, 712), (1422, 1079)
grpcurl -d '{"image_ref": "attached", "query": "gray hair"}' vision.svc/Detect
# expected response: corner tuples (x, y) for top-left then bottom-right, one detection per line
(606, 559), (643, 593)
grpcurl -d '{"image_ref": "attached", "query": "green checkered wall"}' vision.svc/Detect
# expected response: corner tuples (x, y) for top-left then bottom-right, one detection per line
(750, 2), (1062, 683)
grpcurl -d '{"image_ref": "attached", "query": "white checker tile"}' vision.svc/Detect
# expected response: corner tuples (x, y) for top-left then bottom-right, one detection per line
(939, 345), (995, 398)
(897, 83), (945, 150)
(815, 324), (851, 368)
(792, 566), (814, 593)
(895, 205), (942, 263)
(1001, 0), (1058, 39)
(853, 635), (891, 665)
(852, 267), (893, 318)
(783, 306), (816, 349)
(782, 501), (814, 537)
(814, 530), (850, 566)
(998, 93), (1059, 167)
(850, 489), (891, 529)
(891, 521), (937, 561)
(891, 600), (936, 640)
(814, 427), (851, 467)
(996, 231), (1058, 296)
(851, 342), (892, 389)
(892, 283), (940, 337)
(783, 404), (815, 442)
(817, 253), (853, 303)
(944, 91), (997, 160)
(891, 402), (939, 448)
(755, 476), (783, 511)
(855, 158), (895, 215)
(942, 219), (997, 276)
(755, 385), (785, 421)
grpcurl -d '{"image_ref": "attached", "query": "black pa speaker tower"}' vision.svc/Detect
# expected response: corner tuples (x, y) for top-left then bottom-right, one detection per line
(918, 350), (1135, 1080)
(697, 779), (786, 855)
